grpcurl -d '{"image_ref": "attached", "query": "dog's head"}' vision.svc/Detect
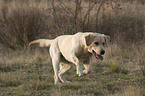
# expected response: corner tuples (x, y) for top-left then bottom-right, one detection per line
(84, 33), (110, 60)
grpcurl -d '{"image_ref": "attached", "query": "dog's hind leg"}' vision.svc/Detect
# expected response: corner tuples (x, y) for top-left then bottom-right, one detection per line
(58, 63), (71, 83)
(52, 59), (61, 85)
(50, 44), (61, 85)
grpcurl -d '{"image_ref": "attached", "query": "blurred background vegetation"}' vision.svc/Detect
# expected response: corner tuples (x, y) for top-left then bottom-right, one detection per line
(0, 0), (144, 96)
(0, 0), (144, 49)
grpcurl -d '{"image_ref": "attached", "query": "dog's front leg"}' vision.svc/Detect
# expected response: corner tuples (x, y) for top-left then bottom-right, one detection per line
(76, 62), (83, 76)
(71, 56), (83, 76)
(83, 58), (91, 74)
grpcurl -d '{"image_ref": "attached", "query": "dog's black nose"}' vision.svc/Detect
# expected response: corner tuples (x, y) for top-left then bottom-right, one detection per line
(100, 50), (105, 55)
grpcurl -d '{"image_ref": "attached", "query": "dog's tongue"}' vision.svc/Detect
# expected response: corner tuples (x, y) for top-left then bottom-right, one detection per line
(96, 54), (103, 60)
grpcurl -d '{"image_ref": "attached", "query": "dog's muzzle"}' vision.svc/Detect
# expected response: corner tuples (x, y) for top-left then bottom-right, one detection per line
(92, 50), (104, 60)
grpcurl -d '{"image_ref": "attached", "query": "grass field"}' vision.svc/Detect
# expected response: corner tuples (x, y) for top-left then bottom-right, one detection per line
(0, 0), (145, 96)
(0, 43), (144, 96)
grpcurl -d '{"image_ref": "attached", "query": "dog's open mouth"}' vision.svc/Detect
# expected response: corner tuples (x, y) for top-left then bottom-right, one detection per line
(92, 50), (103, 60)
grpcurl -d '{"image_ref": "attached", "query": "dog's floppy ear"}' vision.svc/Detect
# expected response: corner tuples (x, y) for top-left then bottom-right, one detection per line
(103, 35), (110, 44)
(84, 34), (95, 46)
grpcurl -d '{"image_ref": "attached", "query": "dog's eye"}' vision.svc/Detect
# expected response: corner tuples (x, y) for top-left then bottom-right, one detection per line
(103, 42), (105, 45)
(94, 42), (99, 45)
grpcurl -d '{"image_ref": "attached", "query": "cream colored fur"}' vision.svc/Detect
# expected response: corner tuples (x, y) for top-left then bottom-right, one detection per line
(29, 32), (110, 84)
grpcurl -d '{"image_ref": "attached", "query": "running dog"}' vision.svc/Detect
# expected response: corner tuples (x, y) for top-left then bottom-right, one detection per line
(29, 32), (110, 84)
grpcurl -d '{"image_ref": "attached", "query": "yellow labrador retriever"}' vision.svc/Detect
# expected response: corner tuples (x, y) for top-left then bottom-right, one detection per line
(29, 32), (110, 84)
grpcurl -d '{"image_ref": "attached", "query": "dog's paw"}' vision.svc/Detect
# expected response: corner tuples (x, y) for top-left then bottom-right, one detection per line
(83, 70), (90, 74)
(64, 81), (71, 83)
(78, 74), (83, 77)
(77, 70), (83, 76)
(77, 67), (83, 76)
(78, 72), (83, 77)
(83, 70), (88, 74)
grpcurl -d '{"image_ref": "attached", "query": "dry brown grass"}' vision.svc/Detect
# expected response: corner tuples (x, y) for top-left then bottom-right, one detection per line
(0, 43), (144, 96)
(0, 0), (144, 96)
(0, 0), (144, 49)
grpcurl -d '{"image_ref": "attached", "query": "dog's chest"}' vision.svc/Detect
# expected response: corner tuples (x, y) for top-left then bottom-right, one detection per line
(76, 50), (92, 61)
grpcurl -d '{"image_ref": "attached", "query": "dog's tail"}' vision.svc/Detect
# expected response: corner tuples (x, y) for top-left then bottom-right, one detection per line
(28, 39), (53, 47)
